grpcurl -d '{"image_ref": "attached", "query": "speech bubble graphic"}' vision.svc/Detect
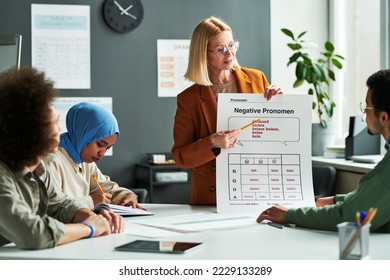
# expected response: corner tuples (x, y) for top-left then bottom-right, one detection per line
(228, 117), (300, 146)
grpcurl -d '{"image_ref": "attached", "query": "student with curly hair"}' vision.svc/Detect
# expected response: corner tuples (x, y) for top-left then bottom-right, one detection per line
(0, 67), (124, 249)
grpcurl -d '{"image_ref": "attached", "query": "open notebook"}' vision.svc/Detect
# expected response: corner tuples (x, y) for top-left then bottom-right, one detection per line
(95, 203), (153, 217)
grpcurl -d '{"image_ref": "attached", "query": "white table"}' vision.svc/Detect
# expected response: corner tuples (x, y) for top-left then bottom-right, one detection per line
(0, 204), (389, 260)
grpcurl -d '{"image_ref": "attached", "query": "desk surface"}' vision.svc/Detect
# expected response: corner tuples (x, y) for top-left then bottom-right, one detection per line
(312, 156), (378, 174)
(1, 204), (390, 260)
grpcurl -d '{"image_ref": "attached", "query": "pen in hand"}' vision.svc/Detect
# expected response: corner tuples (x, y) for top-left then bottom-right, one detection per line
(92, 175), (104, 194)
(240, 119), (261, 130)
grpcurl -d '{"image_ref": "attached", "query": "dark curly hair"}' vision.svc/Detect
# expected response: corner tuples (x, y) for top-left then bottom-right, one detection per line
(0, 67), (58, 170)
(366, 69), (390, 117)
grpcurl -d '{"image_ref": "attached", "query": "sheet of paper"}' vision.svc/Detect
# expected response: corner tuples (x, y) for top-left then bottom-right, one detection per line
(216, 94), (315, 213)
(133, 213), (257, 232)
(124, 222), (183, 238)
(102, 204), (154, 216)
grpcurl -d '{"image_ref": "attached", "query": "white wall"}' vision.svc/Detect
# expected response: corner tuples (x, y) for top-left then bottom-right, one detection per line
(270, 0), (329, 97)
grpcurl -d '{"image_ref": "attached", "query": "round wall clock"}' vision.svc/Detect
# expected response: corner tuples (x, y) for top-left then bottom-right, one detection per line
(103, 0), (144, 33)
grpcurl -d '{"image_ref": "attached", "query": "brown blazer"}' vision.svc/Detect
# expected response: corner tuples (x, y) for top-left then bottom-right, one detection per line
(171, 66), (270, 205)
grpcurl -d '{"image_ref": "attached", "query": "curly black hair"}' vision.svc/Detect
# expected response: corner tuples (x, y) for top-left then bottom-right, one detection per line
(366, 69), (390, 117)
(0, 67), (58, 170)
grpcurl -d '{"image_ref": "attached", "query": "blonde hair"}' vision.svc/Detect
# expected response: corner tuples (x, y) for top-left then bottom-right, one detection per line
(184, 17), (240, 86)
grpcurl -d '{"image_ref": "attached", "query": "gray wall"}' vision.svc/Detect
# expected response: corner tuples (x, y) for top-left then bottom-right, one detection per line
(0, 0), (270, 188)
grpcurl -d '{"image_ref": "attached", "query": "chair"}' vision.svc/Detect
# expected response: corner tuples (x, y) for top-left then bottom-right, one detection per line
(131, 188), (148, 203)
(312, 165), (337, 199)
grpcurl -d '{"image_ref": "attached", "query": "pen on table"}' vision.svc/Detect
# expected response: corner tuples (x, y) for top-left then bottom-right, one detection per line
(240, 119), (261, 130)
(268, 222), (283, 229)
(92, 175), (104, 194)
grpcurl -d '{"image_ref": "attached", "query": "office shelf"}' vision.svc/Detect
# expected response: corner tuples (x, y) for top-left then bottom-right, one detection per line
(134, 162), (191, 203)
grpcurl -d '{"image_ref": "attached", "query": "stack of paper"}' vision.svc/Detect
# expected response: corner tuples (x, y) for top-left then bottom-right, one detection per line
(323, 145), (345, 158)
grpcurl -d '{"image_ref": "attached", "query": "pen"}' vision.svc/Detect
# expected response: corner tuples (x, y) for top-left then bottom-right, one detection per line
(341, 208), (377, 257)
(268, 222), (283, 229)
(92, 175), (104, 194)
(240, 119), (261, 130)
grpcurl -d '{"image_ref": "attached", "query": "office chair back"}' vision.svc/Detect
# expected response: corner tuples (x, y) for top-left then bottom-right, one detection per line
(312, 165), (337, 199)
(132, 188), (148, 203)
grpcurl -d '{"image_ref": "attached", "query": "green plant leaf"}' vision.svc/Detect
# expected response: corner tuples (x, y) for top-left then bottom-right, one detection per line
(322, 98), (334, 117)
(308, 88), (314, 95)
(328, 69), (335, 81)
(297, 31), (307, 39)
(305, 69), (313, 83)
(312, 101), (316, 110)
(332, 58), (343, 69)
(325, 41), (334, 52)
(288, 52), (301, 65)
(317, 58), (326, 64)
(295, 61), (307, 79)
(287, 43), (302, 50)
(281, 28), (295, 40)
(313, 63), (326, 80)
(293, 79), (304, 88)
(302, 54), (312, 64)
(314, 83), (324, 99)
(335, 54), (345, 60)
(320, 119), (328, 128)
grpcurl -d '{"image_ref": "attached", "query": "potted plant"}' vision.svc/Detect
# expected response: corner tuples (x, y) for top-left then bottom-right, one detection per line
(281, 28), (345, 129)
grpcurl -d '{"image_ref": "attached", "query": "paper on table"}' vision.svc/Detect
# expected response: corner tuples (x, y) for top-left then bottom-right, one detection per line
(124, 222), (183, 238)
(133, 212), (257, 232)
(96, 203), (154, 217)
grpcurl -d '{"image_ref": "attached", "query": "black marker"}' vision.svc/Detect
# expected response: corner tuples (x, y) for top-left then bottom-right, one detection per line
(268, 222), (283, 229)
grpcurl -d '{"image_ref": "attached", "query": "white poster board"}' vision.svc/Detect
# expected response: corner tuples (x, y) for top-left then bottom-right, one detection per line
(31, 4), (90, 89)
(216, 94), (315, 214)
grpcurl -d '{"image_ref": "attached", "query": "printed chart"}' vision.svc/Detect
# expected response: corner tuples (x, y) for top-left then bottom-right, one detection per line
(228, 153), (302, 201)
(216, 94), (315, 213)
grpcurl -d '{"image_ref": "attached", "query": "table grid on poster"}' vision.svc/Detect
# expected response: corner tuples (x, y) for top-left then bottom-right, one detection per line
(228, 153), (303, 201)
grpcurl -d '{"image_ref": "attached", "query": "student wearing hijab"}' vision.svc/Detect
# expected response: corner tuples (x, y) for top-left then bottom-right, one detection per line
(44, 102), (143, 209)
(0, 67), (123, 249)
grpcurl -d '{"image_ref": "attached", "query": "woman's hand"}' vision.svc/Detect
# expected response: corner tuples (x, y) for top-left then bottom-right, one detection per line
(117, 192), (147, 210)
(264, 84), (283, 100)
(209, 129), (240, 149)
(91, 192), (112, 206)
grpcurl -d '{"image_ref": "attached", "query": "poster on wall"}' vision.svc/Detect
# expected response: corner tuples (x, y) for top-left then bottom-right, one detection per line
(54, 97), (114, 156)
(216, 94), (315, 214)
(157, 39), (193, 97)
(31, 4), (91, 89)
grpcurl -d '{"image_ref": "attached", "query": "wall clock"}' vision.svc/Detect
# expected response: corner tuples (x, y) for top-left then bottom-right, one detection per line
(103, 0), (144, 33)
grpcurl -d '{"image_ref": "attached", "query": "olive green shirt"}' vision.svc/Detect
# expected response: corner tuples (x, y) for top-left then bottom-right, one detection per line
(0, 161), (86, 249)
(286, 151), (390, 232)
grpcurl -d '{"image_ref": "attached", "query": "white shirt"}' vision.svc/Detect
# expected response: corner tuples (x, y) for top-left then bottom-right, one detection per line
(44, 147), (132, 209)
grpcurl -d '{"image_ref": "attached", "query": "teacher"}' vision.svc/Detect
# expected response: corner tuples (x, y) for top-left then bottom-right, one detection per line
(171, 16), (282, 205)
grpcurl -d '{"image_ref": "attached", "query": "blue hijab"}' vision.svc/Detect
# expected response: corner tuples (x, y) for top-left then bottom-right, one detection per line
(59, 102), (120, 164)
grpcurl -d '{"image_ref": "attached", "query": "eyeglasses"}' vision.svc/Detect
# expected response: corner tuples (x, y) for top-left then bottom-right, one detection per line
(359, 101), (374, 114)
(207, 41), (240, 58)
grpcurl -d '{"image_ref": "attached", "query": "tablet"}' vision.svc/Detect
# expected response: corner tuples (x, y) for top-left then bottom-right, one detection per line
(115, 240), (203, 254)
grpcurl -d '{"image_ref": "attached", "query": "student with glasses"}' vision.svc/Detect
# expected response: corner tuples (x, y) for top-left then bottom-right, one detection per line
(257, 69), (390, 232)
(171, 16), (283, 205)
